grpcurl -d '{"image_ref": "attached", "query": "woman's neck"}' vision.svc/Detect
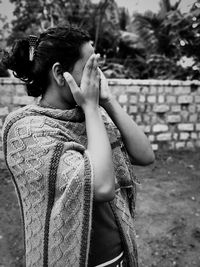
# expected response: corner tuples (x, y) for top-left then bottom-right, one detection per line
(40, 91), (76, 110)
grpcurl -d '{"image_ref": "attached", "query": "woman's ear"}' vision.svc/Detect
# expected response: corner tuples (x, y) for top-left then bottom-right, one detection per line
(52, 62), (65, 86)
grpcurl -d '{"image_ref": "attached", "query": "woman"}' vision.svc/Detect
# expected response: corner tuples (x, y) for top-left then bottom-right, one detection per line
(2, 25), (154, 267)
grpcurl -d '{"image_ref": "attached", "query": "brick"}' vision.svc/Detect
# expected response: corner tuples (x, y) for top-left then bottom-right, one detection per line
(191, 132), (198, 139)
(139, 125), (151, 133)
(180, 132), (190, 140)
(195, 95), (200, 103)
(165, 86), (173, 94)
(118, 94), (128, 104)
(136, 115), (142, 123)
(148, 135), (155, 142)
(186, 141), (194, 149)
(153, 124), (168, 132)
(0, 95), (13, 105)
(195, 140), (200, 147)
(151, 115), (157, 124)
(0, 151), (4, 160)
(0, 107), (9, 116)
(146, 105), (152, 113)
(158, 86), (164, 93)
(181, 110), (189, 121)
(139, 104), (146, 112)
(171, 105), (181, 112)
(157, 133), (171, 141)
(173, 133), (178, 140)
(129, 105), (137, 114)
(139, 95), (145, 103)
(178, 123), (194, 131)
(189, 114), (198, 122)
(15, 84), (26, 95)
(174, 86), (190, 95)
(13, 96), (35, 105)
(127, 85), (140, 93)
(122, 105), (128, 112)
(0, 84), (15, 95)
(158, 95), (165, 103)
(150, 86), (157, 94)
(129, 95), (138, 104)
(196, 124), (200, 131)
(144, 125), (151, 133)
(197, 105), (200, 112)
(166, 95), (176, 103)
(153, 104), (169, 113)
(169, 141), (175, 150)
(188, 105), (196, 113)
(143, 114), (151, 123)
(167, 115), (181, 123)
(140, 86), (149, 94)
(178, 95), (193, 104)
(147, 95), (156, 103)
(175, 142), (185, 149)
(151, 144), (158, 150)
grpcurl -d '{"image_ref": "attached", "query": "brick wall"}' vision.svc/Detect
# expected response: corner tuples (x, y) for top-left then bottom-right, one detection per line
(0, 77), (200, 159)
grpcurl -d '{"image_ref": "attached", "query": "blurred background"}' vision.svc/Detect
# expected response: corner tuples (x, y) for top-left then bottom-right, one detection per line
(0, 1), (200, 267)
(0, 0), (200, 80)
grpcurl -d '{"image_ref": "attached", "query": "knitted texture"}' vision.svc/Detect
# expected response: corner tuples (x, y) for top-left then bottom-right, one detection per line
(2, 104), (139, 267)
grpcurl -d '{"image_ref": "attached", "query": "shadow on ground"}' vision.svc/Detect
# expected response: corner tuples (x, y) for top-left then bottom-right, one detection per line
(0, 150), (200, 267)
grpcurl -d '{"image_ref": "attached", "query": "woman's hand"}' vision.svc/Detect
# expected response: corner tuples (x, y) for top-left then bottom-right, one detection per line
(98, 68), (113, 107)
(64, 55), (115, 202)
(63, 54), (100, 111)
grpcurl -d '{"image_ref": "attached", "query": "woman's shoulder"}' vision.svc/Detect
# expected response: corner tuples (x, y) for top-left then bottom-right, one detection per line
(2, 104), (58, 141)
(3, 104), (41, 131)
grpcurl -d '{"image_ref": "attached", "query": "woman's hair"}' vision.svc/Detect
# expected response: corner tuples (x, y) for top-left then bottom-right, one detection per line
(1, 25), (90, 97)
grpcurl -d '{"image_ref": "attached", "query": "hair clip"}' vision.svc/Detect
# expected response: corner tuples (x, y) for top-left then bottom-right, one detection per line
(29, 35), (38, 61)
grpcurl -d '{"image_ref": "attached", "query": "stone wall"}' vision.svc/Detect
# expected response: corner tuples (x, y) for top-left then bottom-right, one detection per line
(0, 77), (200, 160)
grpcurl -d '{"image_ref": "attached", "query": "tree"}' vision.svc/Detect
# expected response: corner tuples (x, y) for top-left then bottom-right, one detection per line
(129, 0), (200, 80)
(8, 0), (94, 44)
(0, 2), (10, 77)
(7, 0), (121, 57)
(119, 7), (130, 31)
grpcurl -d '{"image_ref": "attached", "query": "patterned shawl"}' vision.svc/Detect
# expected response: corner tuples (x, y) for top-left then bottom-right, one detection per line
(2, 104), (139, 267)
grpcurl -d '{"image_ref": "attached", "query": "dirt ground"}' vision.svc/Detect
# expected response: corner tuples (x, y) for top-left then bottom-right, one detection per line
(0, 150), (200, 267)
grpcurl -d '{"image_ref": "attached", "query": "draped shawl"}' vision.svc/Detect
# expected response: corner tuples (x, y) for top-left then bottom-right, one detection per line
(2, 104), (139, 267)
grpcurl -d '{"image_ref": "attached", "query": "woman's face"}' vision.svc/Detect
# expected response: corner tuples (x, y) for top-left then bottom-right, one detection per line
(71, 41), (95, 86)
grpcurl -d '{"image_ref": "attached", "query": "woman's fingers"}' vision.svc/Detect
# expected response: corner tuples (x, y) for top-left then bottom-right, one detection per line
(63, 72), (79, 95)
(83, 53), (100, 77)
(63, 54), (100, 109)
(83, 54), (96, 76)
(92, 54), (100, 77)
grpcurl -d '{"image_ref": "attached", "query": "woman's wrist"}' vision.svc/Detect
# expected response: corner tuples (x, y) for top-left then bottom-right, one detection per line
(83, 103), (99, 115)
(100, 97), (117, 111)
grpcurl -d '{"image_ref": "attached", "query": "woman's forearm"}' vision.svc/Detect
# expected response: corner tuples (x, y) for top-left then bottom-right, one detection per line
(84, 105), (115, 202)
(102, 98), (155, 166)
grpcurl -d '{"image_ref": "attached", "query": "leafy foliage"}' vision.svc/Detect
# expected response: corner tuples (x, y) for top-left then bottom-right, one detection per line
(128, 0), (200, 80)
(0, 9), (10, 77)
(7, 0), (120, 55)
(2, 0), (200, 80)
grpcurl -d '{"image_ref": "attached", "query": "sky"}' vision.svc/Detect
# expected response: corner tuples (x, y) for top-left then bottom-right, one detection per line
(0, 0), (197, 21)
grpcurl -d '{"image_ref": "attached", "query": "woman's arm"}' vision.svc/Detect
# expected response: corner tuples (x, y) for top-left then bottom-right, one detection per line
(84, 105), (115, 202)
(99, 69), (155, 166)
(64, 54), (115, 202)
(102, 98), (155, 166)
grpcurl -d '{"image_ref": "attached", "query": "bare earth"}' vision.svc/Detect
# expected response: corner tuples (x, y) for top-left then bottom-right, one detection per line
(0, 150), (200, 267)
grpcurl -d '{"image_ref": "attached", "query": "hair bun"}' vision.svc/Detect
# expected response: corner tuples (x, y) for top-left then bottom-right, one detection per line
(2, 39), (32, 82)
